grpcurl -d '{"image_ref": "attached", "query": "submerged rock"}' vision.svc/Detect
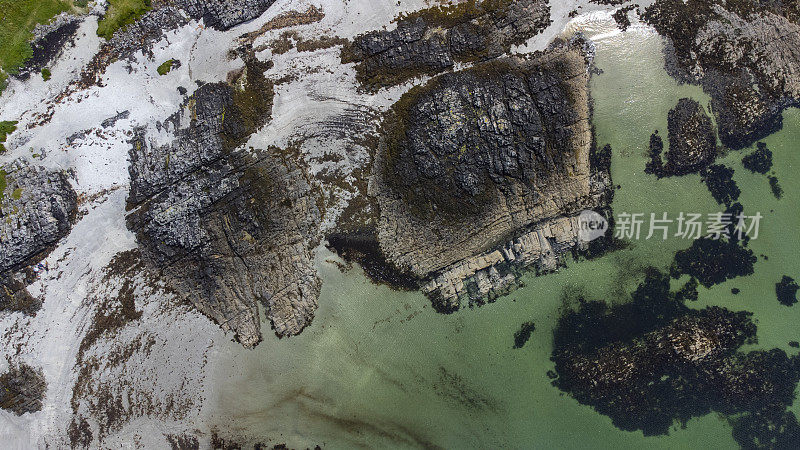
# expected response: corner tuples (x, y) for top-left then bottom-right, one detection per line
(672, 238), (756, 288)
(701, 164), (740, 206)
(742, 142), (774, 174)
(551, 269), (800, 442)
(776, 276), (799, 307)
(369, 39), (611, 311)
(342, 0), (551, 90)
(127, 61), (322, 347)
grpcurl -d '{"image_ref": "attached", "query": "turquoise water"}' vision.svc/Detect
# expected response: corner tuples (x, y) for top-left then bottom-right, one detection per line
(204, 15), (800, 449)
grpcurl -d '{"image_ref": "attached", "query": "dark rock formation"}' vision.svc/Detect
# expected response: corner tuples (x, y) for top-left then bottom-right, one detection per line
(551, 269), (800, 443)
(701, 164), (740, 206)
(664, 98), (717, 175)
(769, 175), (783, 199)
(612, 5), (637, 31)
(15, 13), (81, 81)
(513, 321), (536, 349)
(672, 238), (756, 288)
(0, 160), (77, 274)
(644, 130), (664, 176)
(742, 142), (773, 174)
(776, 276), (799, 307)
(126, 61), (322, 347)
(643, 0), (800, 149)
(368, 39), (611, 310)
(0, 160), (76, 315)
(342, 0), (551, 90)
(0, 362), (47, 415)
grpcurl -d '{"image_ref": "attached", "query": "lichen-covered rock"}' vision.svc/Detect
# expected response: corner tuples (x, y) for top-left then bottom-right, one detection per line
(643, 0), (800, 148)
(126, 61), (322, 347)
(664, 98), (717, 175)
(369, 39), (611, 310)
(342, 0), (551, 90)
(0, 159), (77, 273)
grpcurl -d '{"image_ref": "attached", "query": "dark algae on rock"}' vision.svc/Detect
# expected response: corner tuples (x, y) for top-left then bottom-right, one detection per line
(701, 164), (740, 206)
(672, 238), (756, 288)
(642, 0), (800, 149)
(551, 268), (800, 444)
(776, 276), (799, 307)
(664, 98), (717, 176)
(742, 142), (774, 174)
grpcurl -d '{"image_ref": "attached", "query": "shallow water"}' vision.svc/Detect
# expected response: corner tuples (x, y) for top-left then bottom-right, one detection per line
(203, 14), (800, 449)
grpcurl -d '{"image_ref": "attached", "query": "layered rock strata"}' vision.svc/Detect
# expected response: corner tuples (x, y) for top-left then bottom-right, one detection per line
(643, 0), (800, 148)
(0, 160), (77, 274)
(342, 0), (551, 90)
(370, 39), (611, 311)
(126, 62), (321, 347)
(0, 159), (78, 313)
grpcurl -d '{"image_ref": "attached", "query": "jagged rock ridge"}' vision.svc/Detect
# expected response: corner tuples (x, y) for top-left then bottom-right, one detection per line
(342, 0), (552, 90)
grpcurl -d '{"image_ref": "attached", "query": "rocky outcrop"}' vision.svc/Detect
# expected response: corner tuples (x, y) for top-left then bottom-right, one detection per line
(0, 159), (77, 273)
(369, 39), (611, 311)
(664, 98), (717, 175)
(84, 0), (276, 84)
(643, 0), (800, 148)
(342, 0), (551, 90)
(126, 62), (322, 347)
(15, 13), (81, 80)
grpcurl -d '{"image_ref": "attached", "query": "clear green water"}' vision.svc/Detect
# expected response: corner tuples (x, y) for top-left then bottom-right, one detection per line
(204, 15), (800, 449)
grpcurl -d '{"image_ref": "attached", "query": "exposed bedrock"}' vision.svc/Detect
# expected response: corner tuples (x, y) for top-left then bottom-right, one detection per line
(369, 40), (612, 311)
(0, 159), (77, 274)
(643, 0), (800, 148)
(126, 61), (322, 348)
(0, 159), (78, 314)
(342, 0), (552, 90)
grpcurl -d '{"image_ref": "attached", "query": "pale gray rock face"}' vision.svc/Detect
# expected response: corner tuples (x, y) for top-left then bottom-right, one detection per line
(126, 65), (322, 348)
(0, 160), (77, 274)
(370, 41), (611, 311)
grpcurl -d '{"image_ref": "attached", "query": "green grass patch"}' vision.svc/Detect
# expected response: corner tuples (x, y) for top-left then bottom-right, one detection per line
(96, 0), (152, 40)
(11, 188), (22, 200)
(0, 0), (72, 94)
(0, 120), (18, 154)
(156, 59), (174, 76)
(41, 67), (51, 81)
(0, 170), (7, 195)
